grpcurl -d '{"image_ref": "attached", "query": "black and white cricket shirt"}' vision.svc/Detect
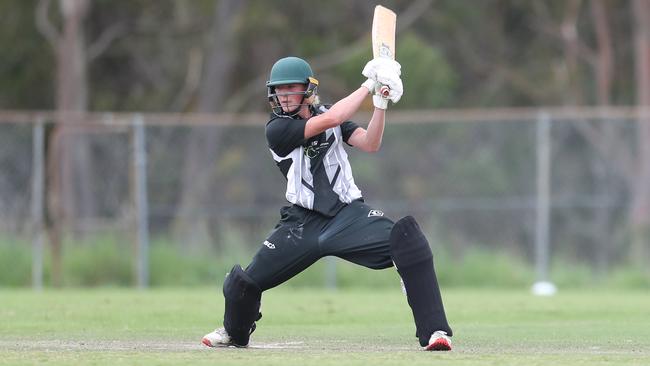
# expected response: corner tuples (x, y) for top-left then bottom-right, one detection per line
(265, 106), (363, 217)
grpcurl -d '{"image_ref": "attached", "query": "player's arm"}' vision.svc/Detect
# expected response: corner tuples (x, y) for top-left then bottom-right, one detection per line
(348, 62), (402, 153)
(347, 108), (385, 153)
(304, 86), (371, 139)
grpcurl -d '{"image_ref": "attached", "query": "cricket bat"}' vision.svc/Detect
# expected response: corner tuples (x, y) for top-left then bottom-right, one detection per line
(371, 5), (397, 97)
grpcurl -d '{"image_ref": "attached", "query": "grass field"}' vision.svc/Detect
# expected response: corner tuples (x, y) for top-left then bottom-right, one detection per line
(1, 287), (649, 365)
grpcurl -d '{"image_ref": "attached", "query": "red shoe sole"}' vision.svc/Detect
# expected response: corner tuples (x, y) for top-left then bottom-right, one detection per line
(425, 338), (451, 351)
(202, 338), (244, 348)
(201, 338), (214, 347)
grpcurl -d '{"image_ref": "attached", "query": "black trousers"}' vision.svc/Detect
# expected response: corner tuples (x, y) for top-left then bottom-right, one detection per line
(246, 200), (394, 291)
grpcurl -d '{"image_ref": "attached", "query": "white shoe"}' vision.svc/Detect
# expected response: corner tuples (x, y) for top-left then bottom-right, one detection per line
(202, 328), (239, 348)
(425, 330), (452, 351)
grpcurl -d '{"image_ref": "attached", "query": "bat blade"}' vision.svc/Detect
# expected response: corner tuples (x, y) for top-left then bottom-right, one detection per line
(372, 5), (396, 60)
(371, 5), (396, 97)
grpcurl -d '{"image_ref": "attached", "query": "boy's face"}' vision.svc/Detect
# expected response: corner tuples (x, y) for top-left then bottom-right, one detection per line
(274, 83), (307, 113)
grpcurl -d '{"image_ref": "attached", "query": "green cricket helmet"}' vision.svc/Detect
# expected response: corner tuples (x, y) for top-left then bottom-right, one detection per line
(267, 56), (319, 116)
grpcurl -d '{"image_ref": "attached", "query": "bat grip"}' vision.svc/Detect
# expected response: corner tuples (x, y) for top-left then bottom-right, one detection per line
(379, 85), (390, 97)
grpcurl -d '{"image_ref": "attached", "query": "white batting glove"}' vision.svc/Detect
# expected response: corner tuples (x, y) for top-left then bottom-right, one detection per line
(387, 78), (403, 103)
(363, 78), (389, 109)
(375, 70), (403, 103)
(362, 58), (401, 80)
(361, 78), (376, 94)
(372, 93), (389, 109)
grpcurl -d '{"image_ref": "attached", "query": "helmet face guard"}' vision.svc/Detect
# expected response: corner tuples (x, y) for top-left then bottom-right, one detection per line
(266, 57), (319, 117)
(268, 77), (319, 117)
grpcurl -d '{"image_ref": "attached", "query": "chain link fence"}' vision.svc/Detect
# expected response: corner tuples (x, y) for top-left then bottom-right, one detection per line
(0, 108), (645, 287)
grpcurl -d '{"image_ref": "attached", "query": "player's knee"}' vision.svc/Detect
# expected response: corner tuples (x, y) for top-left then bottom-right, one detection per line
(223, 264), (262, 346)
(389, 216), (433, 269)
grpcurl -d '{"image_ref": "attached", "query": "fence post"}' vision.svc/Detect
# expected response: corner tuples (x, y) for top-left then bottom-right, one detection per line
(532, 111), (557, 296)
(31, 118), (45, 290)
(132, 114), (150, 288)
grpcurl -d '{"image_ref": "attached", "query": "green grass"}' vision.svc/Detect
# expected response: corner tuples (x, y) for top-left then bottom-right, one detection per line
(1, 288), (649, 365)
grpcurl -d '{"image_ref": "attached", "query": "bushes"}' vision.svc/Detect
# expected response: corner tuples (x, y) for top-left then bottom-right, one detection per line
(1, 236), (648, 288)
(0, 236), (229, 287)
(0, 236), (31, 286)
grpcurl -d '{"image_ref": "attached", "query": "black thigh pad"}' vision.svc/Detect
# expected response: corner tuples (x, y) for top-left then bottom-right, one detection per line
(223, 265), (262, 347)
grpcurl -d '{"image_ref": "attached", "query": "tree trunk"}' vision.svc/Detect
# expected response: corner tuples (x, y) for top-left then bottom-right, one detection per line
(560, 0), (584, 105)
(590, 0), (614, 274)
(174, 0), (247, 250)
(45, 124), (65, 286)
(591, 0), (612, 106)
(56, 0), (95, 230)
(37, 0), (92, 286)
(631, 0), (650, 266)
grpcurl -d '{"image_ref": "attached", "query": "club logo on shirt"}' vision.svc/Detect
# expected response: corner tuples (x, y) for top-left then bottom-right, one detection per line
(263, 240), (276, 249)
(368, 209), (384, 217)
(304, 141), (330, 159)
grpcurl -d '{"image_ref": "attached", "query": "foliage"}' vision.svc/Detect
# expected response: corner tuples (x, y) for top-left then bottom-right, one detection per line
(0, 0), (53, 108)
(1, 235), (648, 289)
(395, 32), (457, 108)
(0, 236), (32, 286)
(0, 1), (640, 111)
(0, 1), (648, 285)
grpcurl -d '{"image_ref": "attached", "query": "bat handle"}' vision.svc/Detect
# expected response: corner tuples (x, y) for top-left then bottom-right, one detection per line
(379, 85), (390, 98)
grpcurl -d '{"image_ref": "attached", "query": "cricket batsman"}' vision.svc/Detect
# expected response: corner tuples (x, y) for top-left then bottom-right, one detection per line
(202, 56), (453, 351)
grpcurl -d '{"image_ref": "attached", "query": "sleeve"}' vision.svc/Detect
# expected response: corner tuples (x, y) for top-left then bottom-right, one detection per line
(340, 120), (360, 145)
(265, 117), (308, 157)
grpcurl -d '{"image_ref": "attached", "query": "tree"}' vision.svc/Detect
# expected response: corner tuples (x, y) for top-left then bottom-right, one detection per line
(36, 0), (123, 285)
(549, 0), (650, 266)
(173, 0), (248, 249)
